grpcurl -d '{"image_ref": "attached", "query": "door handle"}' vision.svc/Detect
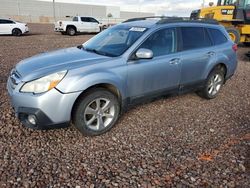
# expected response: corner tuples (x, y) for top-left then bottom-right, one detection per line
(169, 58), (181, 65)
(207, 51), (215, 57)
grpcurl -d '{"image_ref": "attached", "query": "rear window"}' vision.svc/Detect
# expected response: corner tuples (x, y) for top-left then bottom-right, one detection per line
(181, 27), (212, 51)
(208, 28), (228, 45)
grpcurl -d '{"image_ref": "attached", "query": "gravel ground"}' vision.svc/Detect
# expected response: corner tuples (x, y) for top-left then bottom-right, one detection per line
(0, 24), (249, 188)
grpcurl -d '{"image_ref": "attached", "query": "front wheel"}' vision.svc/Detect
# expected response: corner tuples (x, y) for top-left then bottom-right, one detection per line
(12, 28), (22, 36)
(198, 67), (225, 99)
(73, 88), (120, 136)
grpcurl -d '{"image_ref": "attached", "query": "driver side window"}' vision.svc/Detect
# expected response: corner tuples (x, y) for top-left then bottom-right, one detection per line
(139, 28), (176, 57)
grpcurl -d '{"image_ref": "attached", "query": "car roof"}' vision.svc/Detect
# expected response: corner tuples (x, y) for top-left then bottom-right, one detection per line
(121, 17), (221, 29)
(119, 20), (158, 29)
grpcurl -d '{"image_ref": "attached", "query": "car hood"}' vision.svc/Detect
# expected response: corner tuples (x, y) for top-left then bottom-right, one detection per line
(15, 47), (110, 81)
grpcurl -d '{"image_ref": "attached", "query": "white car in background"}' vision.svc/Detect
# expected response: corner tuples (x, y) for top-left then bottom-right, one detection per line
(54, 16), (102, 36)
(0, 19), (29, 36)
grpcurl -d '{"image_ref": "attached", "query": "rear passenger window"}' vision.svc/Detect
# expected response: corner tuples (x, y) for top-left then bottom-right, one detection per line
(208, 28), (228, 45)
(73, 17), (78, 22)
(181, 27), (212, 51)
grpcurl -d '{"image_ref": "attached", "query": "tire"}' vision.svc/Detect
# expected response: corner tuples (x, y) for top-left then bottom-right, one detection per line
(198, 66), (225, 100)
(61, 32), (66, 35)
(67, 27), (76, 36)
(12, 28), (22, 36)
(73, 88), (120, 136)
(226, 27), (240, 44)
(243, 42), (250, 47)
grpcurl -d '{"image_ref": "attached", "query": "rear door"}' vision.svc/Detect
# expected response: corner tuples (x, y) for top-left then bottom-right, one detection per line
(179, 26), (216, 89)
(0, 19), (14, 34)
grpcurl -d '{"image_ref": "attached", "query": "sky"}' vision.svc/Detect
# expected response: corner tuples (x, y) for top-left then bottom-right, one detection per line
(39, 0), (217, 16)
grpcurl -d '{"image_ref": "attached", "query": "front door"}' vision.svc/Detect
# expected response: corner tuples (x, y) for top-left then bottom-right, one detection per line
(127, 28), (181, 101)
(80, 17), (92, 32)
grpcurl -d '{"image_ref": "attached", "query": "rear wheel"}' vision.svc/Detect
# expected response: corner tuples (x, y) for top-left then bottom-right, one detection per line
(12, 28), (22, 36)
(73, 88), (120, 136)
(67, 27), (76, 36)
(226, 27), (241, 44)
(198, 66), (225, 99)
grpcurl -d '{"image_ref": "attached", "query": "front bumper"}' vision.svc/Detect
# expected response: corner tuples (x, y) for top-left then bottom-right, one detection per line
(18, 107), (69, 129)
(7, 77), (81, 130)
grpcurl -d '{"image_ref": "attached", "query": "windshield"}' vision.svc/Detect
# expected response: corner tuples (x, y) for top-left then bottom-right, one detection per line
(244, 0), (250, 8)
(223, 0), (238, 5)
(83, 26), (147, 57)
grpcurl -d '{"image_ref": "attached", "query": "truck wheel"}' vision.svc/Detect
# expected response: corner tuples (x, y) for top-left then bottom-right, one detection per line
(67, 27), (76, 36)
(197, 66), (225, 100)
(226, 27), (240, 44)
(12, 28), (22, 36)
(73, 88), (120, 136)
(243, 42), (250, 47)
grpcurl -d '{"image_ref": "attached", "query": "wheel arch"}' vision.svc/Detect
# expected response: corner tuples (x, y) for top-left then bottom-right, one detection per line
(206, 63), (227, 81)
(66, 25), (77, 31)
(71, 83), (123, 121)
(12, 28), (22, 34)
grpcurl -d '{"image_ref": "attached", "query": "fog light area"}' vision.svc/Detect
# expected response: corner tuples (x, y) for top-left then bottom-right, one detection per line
(28, 115), (37, 125)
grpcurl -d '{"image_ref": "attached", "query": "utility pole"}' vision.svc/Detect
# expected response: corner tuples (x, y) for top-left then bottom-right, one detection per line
(17, 0), (20, 16)
(53, 0), (56, 22)
(202, 0), (205, 8)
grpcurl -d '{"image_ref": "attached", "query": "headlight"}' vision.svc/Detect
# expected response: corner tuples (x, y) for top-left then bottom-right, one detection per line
(20, 70), (67, 94)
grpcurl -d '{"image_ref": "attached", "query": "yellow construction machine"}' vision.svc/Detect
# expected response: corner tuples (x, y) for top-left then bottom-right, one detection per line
(190, 0), (250, 45)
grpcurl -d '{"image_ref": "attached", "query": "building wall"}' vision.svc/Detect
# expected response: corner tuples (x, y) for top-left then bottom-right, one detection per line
(0, 0), (154, 23)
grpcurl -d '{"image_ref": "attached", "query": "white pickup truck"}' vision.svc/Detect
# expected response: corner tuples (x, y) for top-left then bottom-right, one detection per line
(55, 16), (102, 36)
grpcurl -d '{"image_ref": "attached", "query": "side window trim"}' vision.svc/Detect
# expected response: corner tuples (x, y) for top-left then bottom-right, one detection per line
(128, 27), (178, 61)
(206, 28), (216, 46)
(205, 28), (214, 46)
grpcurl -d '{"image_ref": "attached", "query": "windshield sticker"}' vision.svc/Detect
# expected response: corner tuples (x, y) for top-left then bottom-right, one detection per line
(129, 27), (146, 32)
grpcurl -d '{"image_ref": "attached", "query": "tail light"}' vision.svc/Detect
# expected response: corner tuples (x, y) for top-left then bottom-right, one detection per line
(232, 44), (238, 52)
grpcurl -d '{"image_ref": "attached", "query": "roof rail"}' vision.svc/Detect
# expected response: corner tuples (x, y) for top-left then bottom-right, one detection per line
(123, 16), (169, 23)
(123, 16), (219, 25)
(157, 17), (219, 25)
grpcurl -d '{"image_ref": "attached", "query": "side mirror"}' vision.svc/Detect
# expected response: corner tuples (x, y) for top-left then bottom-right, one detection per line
(136, 48), (153, 59)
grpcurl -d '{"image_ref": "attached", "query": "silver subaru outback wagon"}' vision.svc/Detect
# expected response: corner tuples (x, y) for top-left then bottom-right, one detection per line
(7, 17), (238, 136)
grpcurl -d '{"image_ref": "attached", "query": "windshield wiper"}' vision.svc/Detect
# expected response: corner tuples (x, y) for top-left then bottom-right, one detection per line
(84, 48), (116, 57)
(77, 44), (83, 49)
